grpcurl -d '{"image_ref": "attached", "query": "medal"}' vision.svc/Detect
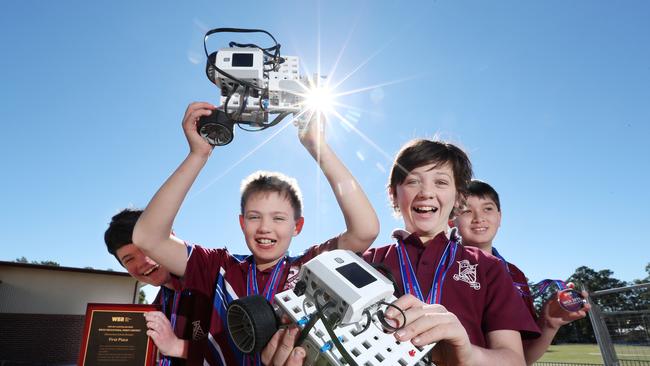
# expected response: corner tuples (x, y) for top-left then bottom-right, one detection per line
(557, 288), (586, 312)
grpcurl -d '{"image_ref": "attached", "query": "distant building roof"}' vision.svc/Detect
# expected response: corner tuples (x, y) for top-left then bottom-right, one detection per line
(0, 260), (130, 277)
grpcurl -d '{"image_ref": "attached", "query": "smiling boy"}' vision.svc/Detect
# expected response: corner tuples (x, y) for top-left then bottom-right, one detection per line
(454, 180), (590, 364)
(104, 209), (211, 365)
(361, 139), (540, 365)
(133, 103), (379, 365)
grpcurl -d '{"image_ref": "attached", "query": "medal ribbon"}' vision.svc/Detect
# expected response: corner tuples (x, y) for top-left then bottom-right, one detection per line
(491, 247), (568, 298)
(246, 256), (287, 302)
(159, 288), (181, 366)
(531, 279), (569, 298)
(396, 235), (459, 304)
(244, 256), (287, 366)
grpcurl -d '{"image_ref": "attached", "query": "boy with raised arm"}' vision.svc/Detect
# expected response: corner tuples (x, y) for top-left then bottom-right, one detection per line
(454, 180), (590, 364)
(133, 103), (379, 365)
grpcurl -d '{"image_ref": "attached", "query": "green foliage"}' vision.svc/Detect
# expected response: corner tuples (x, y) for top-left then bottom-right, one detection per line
(138, 289), (148, 304)
(14, 257), (60, 266)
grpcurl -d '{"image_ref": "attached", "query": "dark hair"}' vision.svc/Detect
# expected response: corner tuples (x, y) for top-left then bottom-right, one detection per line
(466, 179), (501, 211)
(388, 139), (473, 211)
(240, 171), (303, 219)
(104, 208), (143, 262)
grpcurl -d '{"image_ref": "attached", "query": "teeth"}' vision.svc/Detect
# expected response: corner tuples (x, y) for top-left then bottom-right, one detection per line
(472, 227), (488, 232)
(256, 238), (276, 245)
(413, 206), (437, 213)
(143, 264), (160, 276)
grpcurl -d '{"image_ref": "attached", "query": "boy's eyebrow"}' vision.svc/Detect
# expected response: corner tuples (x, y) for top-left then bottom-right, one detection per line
(245, 210), (290, 216)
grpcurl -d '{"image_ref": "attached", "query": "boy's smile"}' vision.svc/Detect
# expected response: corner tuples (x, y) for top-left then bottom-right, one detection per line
(116, 244), (172, 287)
(393, 163), (457, 243)
(455, 196), (502, 250)
(240, 191), (304, 270)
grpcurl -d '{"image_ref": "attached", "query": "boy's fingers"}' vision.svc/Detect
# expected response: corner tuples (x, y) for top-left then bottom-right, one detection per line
(384, 294), (419, 319)
(273, 327), (299, 365)
(285, 347), (306, 366)
(260, 329), (285, 365)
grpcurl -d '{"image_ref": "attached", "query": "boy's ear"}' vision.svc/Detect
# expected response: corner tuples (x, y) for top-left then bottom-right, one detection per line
(239, 215), (245, 231)
(388, 186), (397, 210)
(293, 217), (305, 236)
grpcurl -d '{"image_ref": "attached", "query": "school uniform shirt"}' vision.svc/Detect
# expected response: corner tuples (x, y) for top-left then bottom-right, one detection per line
(154, 281), (212, 366)
(363, 230), (540, 347)
(503, 261), (537, 321)
(181, 237), (339, 366)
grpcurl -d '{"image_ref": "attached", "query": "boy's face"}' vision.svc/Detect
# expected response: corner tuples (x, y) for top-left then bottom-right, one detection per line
(392, 162), (457, 242)
(116, 243), (172, 286)
(454, 195), (501, 249)
(239, 191), (304, 270)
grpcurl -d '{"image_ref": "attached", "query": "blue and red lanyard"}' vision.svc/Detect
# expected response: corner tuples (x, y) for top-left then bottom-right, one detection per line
(492, 247), (569, 298)
(159, 288), (181, 366)
(246, 256), (287, 302)
(396, 235), (459, 304)
(244, 257), (287, 366)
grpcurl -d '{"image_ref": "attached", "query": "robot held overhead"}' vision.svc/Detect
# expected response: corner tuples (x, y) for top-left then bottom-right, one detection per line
(198, 28), (326, 146)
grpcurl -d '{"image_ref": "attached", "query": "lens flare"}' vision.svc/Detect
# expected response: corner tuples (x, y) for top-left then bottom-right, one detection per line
(303, 85), (334, 112)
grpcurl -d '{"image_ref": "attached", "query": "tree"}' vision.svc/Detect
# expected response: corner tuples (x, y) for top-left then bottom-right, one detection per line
(14, 257), (60, 266)
(138, 289), (148, 304)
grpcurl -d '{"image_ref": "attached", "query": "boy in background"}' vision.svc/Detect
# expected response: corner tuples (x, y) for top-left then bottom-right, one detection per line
(454, 179), (590, 364)
(104, 208), (211, 365)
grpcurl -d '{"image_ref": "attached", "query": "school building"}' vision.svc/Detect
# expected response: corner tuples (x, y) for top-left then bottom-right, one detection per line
(0, 260), (141, 365)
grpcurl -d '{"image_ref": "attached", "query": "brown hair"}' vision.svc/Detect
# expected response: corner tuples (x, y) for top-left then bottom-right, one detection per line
(240, 171), (303, 219)
(388, 139), (473, 211)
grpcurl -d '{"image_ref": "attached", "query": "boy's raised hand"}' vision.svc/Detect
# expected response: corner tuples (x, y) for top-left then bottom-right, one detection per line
(296, 111), (326, 153)
(181, 102), (217, 156)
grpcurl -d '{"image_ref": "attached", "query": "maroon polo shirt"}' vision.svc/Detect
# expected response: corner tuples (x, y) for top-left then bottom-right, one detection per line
(363, 231), (540, 347)
(504, 261), (537, 321)
(181, 237), (338, 365)
(155, 281), (212, 366)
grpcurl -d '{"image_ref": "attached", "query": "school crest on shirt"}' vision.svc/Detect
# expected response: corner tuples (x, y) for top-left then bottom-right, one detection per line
(453, 260), (481, 290)
(192, 320), (207, 340)
(283, 264), (302, 290)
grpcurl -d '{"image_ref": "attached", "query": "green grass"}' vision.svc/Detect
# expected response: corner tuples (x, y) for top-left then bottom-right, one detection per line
(538, 344), (604, 364)
(537, 344), (650, 364)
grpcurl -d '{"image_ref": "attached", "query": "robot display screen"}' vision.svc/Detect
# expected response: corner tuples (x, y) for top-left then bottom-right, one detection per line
(335, 262), (377, 289)
(232, 53), (254, 67)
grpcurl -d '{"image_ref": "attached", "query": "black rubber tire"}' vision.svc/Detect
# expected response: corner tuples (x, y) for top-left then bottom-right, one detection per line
(227, 295), (279, 354)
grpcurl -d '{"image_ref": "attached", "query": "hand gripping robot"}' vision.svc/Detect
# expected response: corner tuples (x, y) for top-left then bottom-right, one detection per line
(198, 28), (324, 146)
(226, 250), (435, 366)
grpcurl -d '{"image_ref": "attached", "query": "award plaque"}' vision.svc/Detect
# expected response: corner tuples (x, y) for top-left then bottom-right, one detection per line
(78, 303), (160, 366)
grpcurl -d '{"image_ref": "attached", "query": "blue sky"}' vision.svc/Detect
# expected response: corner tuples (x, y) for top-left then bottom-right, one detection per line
(2, 1), (649, 300)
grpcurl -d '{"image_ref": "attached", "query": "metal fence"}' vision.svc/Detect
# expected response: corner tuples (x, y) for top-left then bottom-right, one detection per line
(588, 283), (650, 366)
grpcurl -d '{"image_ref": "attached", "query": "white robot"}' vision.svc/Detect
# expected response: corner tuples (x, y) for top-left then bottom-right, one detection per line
(227, 250), (435, 366)
(198, 28), (324, 146)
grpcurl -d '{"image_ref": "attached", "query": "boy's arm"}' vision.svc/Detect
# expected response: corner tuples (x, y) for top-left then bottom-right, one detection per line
(298, 114), (379, 252)
(133, 102), (216, 277)
(523, 290), (590, 364)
